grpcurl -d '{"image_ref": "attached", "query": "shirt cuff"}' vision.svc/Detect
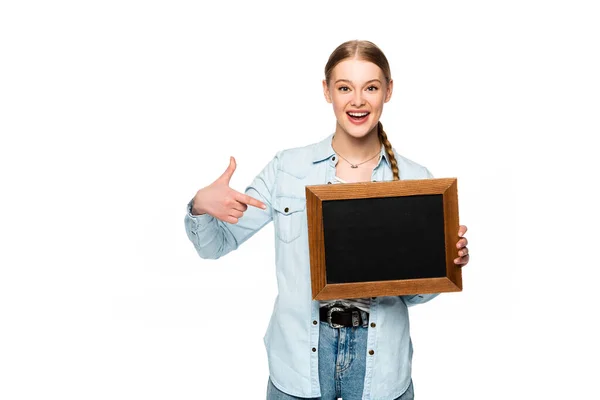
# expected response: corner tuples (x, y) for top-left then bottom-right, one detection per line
(187, 200), (214, 223)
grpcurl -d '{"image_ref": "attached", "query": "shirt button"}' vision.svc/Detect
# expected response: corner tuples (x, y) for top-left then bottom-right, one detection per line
(372, 180), (377, 182)
(332, 156), (336, 161)
(313, 320), (318, 325)
(327, 181), (332, 184)
(284, 207), (289, 213)
(312, 347), (317, 352)
(369, 350), (375, 355)
(370, 322), (376, 328)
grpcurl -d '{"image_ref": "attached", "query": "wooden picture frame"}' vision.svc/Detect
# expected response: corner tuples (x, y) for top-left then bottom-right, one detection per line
(305, 178), (462, 300)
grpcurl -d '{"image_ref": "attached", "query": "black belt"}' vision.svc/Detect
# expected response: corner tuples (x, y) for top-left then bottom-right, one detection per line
(320, 305), (368, 328)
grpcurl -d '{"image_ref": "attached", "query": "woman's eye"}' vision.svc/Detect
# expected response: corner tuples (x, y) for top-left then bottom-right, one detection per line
(366, 86), (379, 91)
(338, 86), (350, 92)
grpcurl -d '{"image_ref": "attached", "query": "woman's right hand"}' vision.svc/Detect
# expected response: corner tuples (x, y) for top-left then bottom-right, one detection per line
(191, 157), (267, 224)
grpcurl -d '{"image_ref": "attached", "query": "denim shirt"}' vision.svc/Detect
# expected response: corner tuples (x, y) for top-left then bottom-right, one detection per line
(184, 134), (439, 400)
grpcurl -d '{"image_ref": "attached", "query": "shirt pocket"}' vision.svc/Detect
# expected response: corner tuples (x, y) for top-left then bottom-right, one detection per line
(273, 196), (306, 243)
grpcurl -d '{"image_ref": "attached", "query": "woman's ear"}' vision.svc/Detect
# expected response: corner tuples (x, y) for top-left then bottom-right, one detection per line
(323, 80), (332, 103)
(385, 79), (394, 103)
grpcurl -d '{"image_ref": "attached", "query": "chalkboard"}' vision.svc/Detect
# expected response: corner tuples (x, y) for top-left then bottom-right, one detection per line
(322, 194), (446, 284)
(306, 178), (462, 300)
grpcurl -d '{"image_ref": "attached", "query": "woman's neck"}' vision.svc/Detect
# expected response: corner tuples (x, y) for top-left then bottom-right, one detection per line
(332, 126), (381, 160)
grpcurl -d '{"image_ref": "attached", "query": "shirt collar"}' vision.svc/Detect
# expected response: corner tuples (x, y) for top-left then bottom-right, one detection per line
(378, 146), (390, 167)
(312, 134), (336, 163)
(312, 133), (391, 167)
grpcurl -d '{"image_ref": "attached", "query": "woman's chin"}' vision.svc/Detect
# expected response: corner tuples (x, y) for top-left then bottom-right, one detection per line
(337, 124), (377, 139)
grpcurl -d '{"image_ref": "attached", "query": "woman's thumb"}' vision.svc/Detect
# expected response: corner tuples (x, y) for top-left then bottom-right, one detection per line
(217, 156), (236, 184)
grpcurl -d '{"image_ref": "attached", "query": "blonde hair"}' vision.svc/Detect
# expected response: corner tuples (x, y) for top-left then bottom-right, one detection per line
(324, 40), (400, 180)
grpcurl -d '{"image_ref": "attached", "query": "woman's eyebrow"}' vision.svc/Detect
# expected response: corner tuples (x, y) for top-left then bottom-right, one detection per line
(334, 79), (382, 85)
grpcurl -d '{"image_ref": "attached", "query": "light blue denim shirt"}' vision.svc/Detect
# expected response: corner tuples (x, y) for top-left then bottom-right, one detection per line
(184, 134), (439, 400)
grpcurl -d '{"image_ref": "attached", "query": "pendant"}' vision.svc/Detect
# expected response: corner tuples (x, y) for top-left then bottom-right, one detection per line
(351, 164), (358, 168)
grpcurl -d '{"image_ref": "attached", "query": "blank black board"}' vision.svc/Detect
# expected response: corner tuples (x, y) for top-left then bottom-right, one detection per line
(322, 194), (446, 284)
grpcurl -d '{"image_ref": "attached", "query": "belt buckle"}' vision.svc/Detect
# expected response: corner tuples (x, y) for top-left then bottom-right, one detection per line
(327, 306), (345, 328)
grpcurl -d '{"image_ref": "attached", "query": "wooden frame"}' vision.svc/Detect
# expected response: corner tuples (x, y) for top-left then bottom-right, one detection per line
(305, 178), (462, 300)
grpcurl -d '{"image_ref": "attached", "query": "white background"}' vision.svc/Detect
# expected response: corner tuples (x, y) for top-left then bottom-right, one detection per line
(1, 1), (599, 399)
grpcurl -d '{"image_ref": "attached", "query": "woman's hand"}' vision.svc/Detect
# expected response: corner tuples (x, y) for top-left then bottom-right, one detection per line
(454, 225), (470, 266)
(191, 157), (266, 224)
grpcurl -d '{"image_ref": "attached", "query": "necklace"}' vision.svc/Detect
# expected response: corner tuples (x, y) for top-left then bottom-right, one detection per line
(333, 146), (381, 168)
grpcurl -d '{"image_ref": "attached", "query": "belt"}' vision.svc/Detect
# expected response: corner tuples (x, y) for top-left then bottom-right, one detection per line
(319, 305), (368, 328)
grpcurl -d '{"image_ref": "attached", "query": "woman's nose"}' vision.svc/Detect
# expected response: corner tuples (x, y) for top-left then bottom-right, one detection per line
(351, 91), (365, 107)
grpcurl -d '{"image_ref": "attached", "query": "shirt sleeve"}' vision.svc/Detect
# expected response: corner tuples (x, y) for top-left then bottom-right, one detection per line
(425, 167), (434, 179)
(401, 293), (440, 307)
(184, 153), (279, 260)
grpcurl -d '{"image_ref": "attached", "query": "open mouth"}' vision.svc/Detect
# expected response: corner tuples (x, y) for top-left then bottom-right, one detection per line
(346, 111), (370, 123)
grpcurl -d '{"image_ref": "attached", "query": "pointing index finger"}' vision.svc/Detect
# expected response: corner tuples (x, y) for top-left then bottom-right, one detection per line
(235, 192), (267, 210)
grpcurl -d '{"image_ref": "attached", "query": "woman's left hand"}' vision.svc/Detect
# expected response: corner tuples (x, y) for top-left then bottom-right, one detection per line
(454, 225), (470, 266)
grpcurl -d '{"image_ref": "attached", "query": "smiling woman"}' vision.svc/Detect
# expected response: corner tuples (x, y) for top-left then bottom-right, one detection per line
(184, 40), (470, 400)
(322, 42), (399, 185)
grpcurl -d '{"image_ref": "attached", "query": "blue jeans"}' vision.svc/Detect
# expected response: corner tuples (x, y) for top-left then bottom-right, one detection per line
(267, 322), (414, 400)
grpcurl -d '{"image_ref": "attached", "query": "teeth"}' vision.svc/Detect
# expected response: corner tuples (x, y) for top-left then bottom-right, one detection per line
(348, 112), (368, 117)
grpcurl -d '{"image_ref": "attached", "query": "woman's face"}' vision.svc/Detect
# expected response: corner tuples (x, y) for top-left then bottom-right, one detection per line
(323, 58), (393, 139)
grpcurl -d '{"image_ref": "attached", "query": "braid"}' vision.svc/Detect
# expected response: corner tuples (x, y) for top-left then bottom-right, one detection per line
(378, 122), (400, 180)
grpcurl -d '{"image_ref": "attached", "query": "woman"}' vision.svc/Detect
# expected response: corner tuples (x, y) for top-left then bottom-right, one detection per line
(185, 40), (470, 400)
